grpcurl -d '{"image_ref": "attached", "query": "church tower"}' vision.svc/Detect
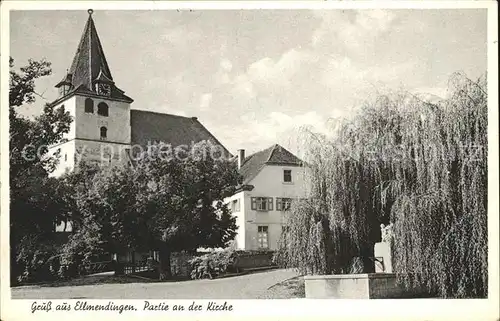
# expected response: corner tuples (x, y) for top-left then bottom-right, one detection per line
(49, 9), (133, 177)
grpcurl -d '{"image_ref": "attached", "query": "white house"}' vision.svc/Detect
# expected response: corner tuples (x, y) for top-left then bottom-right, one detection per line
(227, 144), (310, 251)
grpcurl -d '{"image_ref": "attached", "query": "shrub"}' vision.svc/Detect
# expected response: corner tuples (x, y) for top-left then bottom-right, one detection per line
(189, 249), (237, 279)
(14, 234), (61, 284)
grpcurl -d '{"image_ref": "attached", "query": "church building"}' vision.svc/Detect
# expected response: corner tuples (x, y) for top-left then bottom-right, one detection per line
(48, 9), (231, 178)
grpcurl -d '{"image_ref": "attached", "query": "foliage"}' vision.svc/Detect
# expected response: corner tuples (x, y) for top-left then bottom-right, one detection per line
(9, 58), (72, 180)
(14, 234), (61, 283)
(63, 141), (241, 280)
(276, 72), (487, 298)
(9, 57), (73, 284)
(133, 141), (241, 251)
(189, 249), (238, 279)
(132, 141), (241, 279)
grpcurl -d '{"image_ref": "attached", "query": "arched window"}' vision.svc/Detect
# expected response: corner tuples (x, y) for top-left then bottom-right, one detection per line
(85, 98), (94, 113)
(100, 126), (107, 140)
(97, 102), (109, 116)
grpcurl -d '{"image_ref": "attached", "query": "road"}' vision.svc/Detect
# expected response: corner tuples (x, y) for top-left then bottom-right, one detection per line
(11, 269), (298, 299)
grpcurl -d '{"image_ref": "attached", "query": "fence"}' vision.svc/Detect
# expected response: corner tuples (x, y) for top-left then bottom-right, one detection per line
(123, 263), (151, 275)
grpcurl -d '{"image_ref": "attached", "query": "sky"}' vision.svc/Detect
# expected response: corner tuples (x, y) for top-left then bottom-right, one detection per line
(10, 9), (487, 155)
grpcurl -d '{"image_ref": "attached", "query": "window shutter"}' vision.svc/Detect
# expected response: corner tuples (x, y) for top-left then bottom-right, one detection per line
(268, 198), (273, 211)
(251, 197), (256, 210)
(276, 198), (282, 211)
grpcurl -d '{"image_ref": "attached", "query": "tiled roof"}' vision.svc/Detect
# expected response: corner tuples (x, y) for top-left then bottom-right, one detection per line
(55, 11), (133, 103)
(130, 110), (232, 158)
(239, 144), (303, 184)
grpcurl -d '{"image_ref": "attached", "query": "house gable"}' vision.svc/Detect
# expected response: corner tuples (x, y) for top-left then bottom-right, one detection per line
(239, 144), (303, 185)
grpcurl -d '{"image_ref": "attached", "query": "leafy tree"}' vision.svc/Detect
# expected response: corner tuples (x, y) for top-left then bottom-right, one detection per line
(135, 141), (241, 279)
(276, 72), (487, 298)
(9, 57), (72, 283)
(60, 161), (147, 276)
(63, 141), (241, 280)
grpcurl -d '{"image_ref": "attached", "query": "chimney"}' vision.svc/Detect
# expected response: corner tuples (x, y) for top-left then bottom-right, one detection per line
(237, 149), (245, 169)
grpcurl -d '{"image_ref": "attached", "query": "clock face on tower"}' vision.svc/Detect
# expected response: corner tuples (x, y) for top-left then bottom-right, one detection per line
(97, 83), (111, 96)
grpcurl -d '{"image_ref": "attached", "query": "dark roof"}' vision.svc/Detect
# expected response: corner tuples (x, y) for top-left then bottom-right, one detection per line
(55, 11), (132, 103)
(239, 144), (303, 184)
(130, 110), (231, 158)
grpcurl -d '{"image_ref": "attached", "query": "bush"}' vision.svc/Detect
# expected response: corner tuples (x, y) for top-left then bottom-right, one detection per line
(189, 249), (237, 279)
(13, 235), (61, 284)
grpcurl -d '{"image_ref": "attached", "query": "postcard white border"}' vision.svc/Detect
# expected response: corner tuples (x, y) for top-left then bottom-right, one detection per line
(1, 1), (498, 321)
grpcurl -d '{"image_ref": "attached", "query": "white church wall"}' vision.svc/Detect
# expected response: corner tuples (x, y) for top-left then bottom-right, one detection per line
(48, 140), (76, 177)
(56, 96), (77, 140)
(74, 139), (131, 167)
(74, 95), (131, 144)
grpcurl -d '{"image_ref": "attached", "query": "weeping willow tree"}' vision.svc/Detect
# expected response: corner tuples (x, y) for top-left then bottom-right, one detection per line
(275, 72), (488, 298)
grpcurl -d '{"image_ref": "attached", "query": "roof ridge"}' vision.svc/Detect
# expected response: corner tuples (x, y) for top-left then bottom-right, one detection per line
(130, 109), (196, 119)
(192, 118), (233, 157)
(265, 143), (280, 163)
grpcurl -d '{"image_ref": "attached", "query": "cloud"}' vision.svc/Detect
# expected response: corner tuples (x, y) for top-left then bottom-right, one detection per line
(162, 27), (199, 48)
(223, 48), (321, 103)
(214, 58), (233, 86)
(244, 111), (335, 144)
(311, 10), (395, 51)
(220, 58), (233, 72)
(321, 57), (415, 91)
(356, 10), (395, 32)
(213, 111), (331, 155)
(199, 93), (213, 110)
(245, 49), (319, 88)
(179, 9), (480, 155)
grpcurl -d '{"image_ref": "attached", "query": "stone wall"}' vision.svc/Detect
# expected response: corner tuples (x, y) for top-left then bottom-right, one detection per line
(304, 273), (428, 299)
(234, 251), (275, 270)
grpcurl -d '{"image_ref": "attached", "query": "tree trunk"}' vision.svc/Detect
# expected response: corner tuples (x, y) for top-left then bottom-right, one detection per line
(158, 246), (172, 280)
(131, 251), (136, 274)
(113, 253), (124, 276)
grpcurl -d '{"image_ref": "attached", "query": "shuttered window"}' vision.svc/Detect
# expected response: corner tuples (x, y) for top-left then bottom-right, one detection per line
(251, 197), (273, 211)
(276, 198), (293, 211)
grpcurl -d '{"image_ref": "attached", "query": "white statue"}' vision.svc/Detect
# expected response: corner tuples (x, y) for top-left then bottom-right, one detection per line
(380, 223), (393, 242)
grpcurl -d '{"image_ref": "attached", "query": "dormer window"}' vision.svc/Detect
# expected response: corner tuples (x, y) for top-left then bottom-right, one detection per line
(85, 98), (94, 113)
(58, 85), (71, 96)
(56, 73), (72, 97)
(100, 126), (107, 140)
(97, 102), (109, 116)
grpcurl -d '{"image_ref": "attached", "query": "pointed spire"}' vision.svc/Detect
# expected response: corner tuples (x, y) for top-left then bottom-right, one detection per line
(55, 9), (132, 102)
(68, 9), (112, 88)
